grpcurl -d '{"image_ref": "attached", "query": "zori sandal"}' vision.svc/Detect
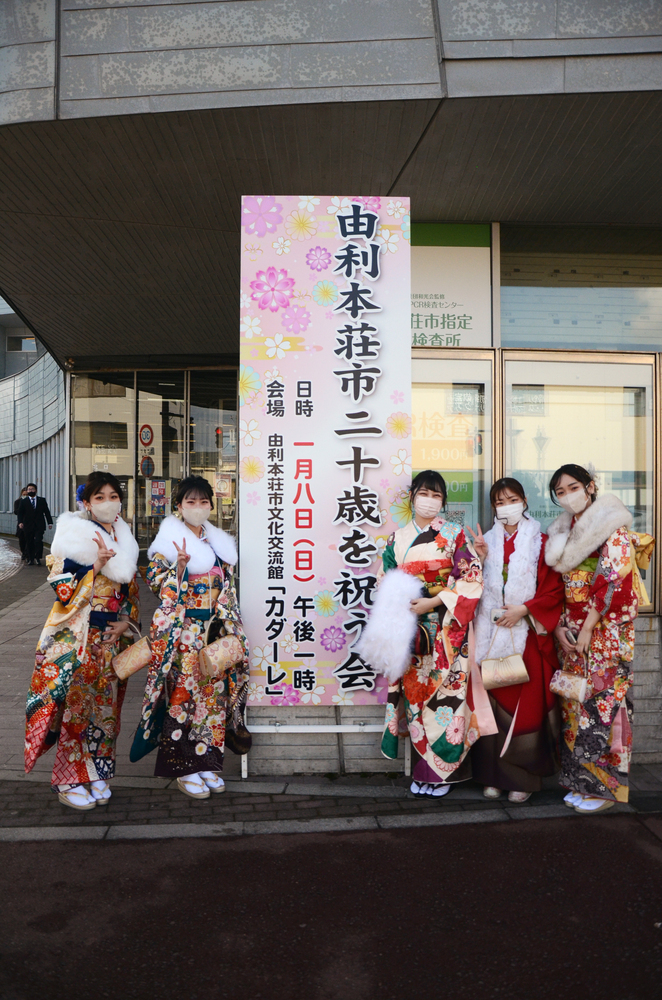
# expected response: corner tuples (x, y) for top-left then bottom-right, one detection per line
(177, 775), (211, 800)
(89, 780), (112, 804)
(200, 771), (225, 793)
(58, 786), (97, 811)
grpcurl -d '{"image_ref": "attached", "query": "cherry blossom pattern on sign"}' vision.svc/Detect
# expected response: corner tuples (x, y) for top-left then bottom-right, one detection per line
(238, 365), (262, 406)
(390, 389), (405, 405)
(390, 449), (412, 477)
(300, 685), (325, 704)
(353, 196), (381, 211)
(280, 634), (299, 654)
(251, 645), (271, 670)
(265, 333), (291, 359)
(239, 418), (261, 446)
(250, 267), (295, 312)
(281, 305), (311, 335)
(248, 682), (265, 701)
(386, 199), (406, 219)
(313, 280), (338, 306)
(246, 492), (260, 506)
(239, 315), (262, 339)
(242, 196), (283, 238)
(243, 244), (263, 262)
(320, 625), (347, 652)
(298, 196), (321, 211)
(270, 684), (301, 706)
(239, 456), (265, 483)
(272, 237), (291, 256)
(285, 210), (317, 241)
(332, 692), (354, 706)
(386, 412), (411, 439)
(326, 196), (351, 216)
(306, 245), (332, 271)
(376, 227), (400, 254)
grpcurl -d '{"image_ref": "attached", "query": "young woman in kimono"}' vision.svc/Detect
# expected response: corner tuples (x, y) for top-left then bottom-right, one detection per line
(547, 463), (654, 814)
(25, 472), (140, 810)
(469, 478), (564, 802)
(131, 476), (250, 799)
(371, 470), (484, 798)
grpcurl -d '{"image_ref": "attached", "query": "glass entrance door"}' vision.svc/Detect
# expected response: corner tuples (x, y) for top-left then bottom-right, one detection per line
(412, 354), (493, 529)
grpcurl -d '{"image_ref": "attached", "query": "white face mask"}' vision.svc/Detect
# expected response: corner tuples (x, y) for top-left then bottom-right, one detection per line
(495, 501), (525, 526)
(88, 500), (121, 523)
(181, 507), (210, 527)
(413, 495), (443, 519)
(558, 490), (590, 515)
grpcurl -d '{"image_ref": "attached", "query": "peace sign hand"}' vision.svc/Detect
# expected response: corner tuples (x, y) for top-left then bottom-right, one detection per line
(466, 523), (488, 563)
(173, 539), (191, 580)
(93, 531), (116, 575)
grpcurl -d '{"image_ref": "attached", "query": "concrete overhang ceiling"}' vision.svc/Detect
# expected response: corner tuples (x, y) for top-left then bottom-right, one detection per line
(0, 91), (661, 369)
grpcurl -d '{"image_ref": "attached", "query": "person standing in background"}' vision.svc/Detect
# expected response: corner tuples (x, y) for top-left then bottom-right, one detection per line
(14, 487), (27, 561)
(17, 483), (53, 565)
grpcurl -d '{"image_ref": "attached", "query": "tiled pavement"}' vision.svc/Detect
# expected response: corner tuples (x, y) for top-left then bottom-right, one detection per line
(1, 548), (662, 840)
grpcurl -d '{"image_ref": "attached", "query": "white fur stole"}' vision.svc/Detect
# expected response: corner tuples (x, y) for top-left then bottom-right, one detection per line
(50, 510), (139, 584)
(545, 493), (632, 575)
(148, 514), (237, 574)
(355, 569), (422, 684)
(474, 515), (541, 663)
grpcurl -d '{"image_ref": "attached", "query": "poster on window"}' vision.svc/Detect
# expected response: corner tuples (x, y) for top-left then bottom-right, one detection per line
(239, 195), (412, 706)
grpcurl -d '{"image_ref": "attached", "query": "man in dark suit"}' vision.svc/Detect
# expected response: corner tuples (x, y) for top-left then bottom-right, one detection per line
(14, 487), (27, 560)
(17, 483), (53, 566)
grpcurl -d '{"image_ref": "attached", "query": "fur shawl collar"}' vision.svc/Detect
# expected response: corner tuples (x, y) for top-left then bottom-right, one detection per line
(545, 493), (632, 575)
(148, 514), (237, 574)
(475, 515), (541, 663)
(51, 511), (139, 584)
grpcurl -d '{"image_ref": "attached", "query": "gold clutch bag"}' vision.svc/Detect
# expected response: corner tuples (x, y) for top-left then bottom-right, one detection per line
(112, 635), (152, 681)
(198, 634), (244, 679)
(481, 627), (529, 691)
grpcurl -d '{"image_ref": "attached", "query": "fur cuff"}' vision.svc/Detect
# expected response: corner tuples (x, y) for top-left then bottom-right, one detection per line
(355, 569), (422, 684)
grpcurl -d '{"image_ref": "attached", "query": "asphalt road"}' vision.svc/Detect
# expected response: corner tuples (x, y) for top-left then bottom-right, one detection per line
(1, 815), (661, 1000)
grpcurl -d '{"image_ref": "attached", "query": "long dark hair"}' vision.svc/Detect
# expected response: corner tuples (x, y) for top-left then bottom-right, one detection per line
(409, 470), (447, 506)
(173, 475), (214, 510)
(81, 471), (124, 503)
(549, 464), (597, 506)
(489, 477), (529, 514)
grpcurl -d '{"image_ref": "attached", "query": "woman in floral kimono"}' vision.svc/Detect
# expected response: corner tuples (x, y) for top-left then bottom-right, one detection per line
(361, 470), (484, 798)
(131, 476), (250, 799)
(470, 478), (564, 803)
(547, 463), (654, 814)
(25, 472), (140, 810)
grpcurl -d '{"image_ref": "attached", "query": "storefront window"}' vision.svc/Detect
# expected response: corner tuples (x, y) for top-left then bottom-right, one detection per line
(505, 355), (655, 603)
(72, 373), (136, 520)
(189, 370), (237, 534)
(500, 225), (662, 351)
(412, 356), (492, 529)
(135, 373), (186, 550)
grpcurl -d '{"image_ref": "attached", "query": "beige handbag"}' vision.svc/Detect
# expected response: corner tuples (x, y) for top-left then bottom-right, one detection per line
(481, 626), (529, 691)
(550, 652), (591, 703)
(112, 631), (152, 681)
(198, 633), (244, 679)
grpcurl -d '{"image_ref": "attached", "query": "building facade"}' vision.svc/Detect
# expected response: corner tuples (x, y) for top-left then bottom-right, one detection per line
(1, 0), (662, 771)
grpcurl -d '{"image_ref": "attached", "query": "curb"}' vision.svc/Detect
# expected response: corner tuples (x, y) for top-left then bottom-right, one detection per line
(0, 803), (635, 842)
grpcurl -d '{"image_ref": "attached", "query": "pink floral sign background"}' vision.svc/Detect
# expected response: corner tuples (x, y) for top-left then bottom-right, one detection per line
(239, 195), (411, 707)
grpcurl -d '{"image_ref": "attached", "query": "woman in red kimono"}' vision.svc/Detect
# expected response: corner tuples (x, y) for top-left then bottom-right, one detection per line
(469, 478), (564, 802)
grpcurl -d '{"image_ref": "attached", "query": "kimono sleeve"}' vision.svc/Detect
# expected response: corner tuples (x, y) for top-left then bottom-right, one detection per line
(46, 553), (94, 613)
(146, 552), (179, 603)
(438, 528), (483, 626)
(214, 563), (248, 653)
(524, 538), (564, 634)
(588, 526), (636, 619)
(120, 575), (141, 623)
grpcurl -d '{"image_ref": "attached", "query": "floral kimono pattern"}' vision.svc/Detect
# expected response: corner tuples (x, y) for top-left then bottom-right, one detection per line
(380, 517), (483, 784)
(559, 526), (641, 802)
(130, 553), (250, 777)
(25, 554), (139, 788)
